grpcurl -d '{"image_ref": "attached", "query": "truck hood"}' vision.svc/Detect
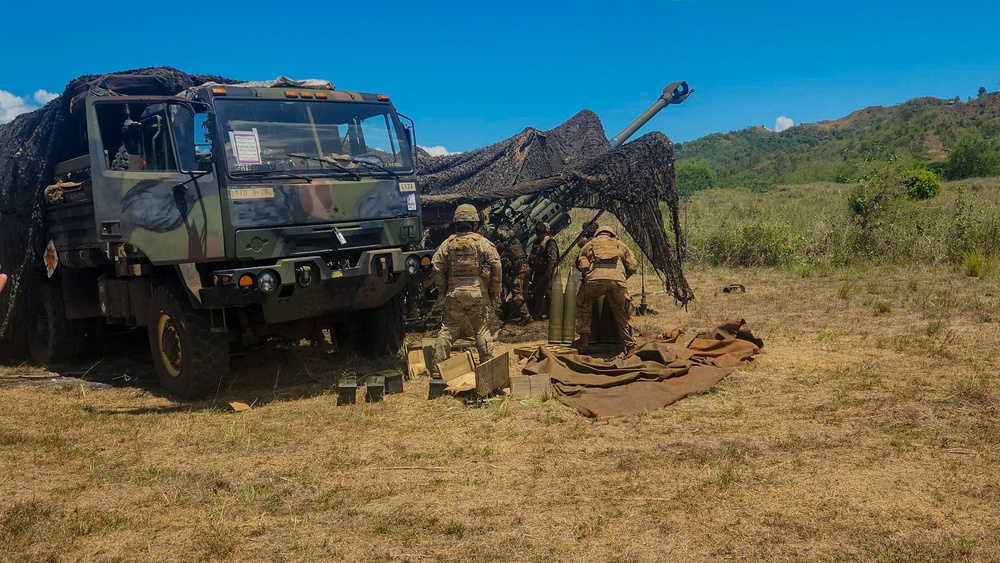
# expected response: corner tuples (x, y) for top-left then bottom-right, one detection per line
(226, 177), (417, 229)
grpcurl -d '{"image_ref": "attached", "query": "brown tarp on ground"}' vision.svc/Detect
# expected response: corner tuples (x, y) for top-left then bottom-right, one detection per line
(521, 320), (763, 417)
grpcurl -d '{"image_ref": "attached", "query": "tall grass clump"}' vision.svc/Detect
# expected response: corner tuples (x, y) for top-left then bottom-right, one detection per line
(694, 222), (801, 267)
(962, 252), (999, 279)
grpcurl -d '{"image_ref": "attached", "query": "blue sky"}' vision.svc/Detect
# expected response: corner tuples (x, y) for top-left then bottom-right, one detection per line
(1, 0), (998, 155)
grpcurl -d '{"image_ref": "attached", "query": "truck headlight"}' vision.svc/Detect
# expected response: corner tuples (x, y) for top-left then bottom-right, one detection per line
(257, 270), (280, 294)
(405, 254), (419, 275)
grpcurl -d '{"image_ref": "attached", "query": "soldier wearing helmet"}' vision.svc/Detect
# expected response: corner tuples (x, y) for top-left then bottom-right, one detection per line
(573, 225), (639, 354)
(431, 204), (503, 373)
(491, 222), (531, 324)
(526, 221), (560, 320)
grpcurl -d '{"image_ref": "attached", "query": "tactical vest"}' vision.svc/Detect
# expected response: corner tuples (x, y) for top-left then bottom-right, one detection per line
(448, 233), (482, 278)
(590, 237), (620, 267)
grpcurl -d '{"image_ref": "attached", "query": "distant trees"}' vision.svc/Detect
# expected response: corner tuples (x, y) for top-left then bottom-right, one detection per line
(674, 96), (1000, 190)
(946, 129), (1000, 179)
(978, 86), (988, 98)
(676, 160), (717, 197)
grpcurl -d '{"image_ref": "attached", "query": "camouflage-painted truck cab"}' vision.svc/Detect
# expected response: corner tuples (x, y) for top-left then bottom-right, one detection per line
(37, 80), (431, 398)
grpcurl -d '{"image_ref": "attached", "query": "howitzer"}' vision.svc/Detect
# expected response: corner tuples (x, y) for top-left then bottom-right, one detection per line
(485, 81), (693, 254)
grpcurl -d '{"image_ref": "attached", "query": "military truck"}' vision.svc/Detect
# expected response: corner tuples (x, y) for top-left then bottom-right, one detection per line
(25, 76), (431, 398)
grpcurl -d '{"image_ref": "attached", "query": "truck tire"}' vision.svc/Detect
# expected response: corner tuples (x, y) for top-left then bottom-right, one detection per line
(147, 281), (229, 399)
(356, 292), (405, 357)
(28, 282), (86, 365)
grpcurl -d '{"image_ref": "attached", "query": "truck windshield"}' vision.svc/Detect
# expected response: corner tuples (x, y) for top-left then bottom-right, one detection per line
(213, 99), (413, 176)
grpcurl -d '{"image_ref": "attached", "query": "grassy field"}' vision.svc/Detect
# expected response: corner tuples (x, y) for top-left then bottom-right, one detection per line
(1, 261), (996, 561)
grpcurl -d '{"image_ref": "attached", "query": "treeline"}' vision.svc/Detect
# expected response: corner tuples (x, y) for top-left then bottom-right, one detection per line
(675, 93), (1000, 195)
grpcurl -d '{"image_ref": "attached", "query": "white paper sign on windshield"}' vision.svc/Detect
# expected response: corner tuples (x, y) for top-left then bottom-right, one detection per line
(229, 128), (262, 165)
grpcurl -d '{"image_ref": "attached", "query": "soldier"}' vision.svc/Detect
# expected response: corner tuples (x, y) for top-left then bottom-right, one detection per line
(431, 204), (502, 373)
(493, 223), (532, 324)
(574, 226), (639, 354)
(526, 222), (559, 320)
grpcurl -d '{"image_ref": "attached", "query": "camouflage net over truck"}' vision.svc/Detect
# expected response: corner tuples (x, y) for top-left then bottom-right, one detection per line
(417, 109), (693, 306)
(0, 68), (239, 359)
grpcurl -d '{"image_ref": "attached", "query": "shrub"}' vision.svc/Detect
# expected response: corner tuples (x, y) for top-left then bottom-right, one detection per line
(676, 160), (717, 197)
(947, 130), (1000, 180)
(902, 169), (940, 199)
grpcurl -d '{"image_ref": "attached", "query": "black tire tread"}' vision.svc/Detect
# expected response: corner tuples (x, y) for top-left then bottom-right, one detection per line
(356, 292), (405, 357)
(148, 281), (229, 399)
(29, 281), (85, 365)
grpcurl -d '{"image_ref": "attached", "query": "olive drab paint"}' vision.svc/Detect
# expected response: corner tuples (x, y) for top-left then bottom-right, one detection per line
(547, 269), (564, 344)
(561, 270), (578, 344)
(18, 71), (434, 398)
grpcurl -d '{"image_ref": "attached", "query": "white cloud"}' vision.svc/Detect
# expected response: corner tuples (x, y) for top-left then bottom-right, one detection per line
(774, 116), (794, 132)
(420, 145), (456, 157)
(0, 91), (36, 124)
(33, 89), (58, 105)
(0, 88), (58, 125)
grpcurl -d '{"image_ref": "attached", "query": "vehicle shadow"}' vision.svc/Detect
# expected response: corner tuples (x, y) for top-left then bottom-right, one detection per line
(61, 328), (407, 414)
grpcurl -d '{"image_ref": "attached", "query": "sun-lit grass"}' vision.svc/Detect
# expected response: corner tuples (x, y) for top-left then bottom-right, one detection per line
(0, 263), (997, 561)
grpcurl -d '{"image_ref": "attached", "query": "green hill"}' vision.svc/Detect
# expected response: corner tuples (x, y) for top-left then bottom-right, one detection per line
(675, 92), (1000, 192)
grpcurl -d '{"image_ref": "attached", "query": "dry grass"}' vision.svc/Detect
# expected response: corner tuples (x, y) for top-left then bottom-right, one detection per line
(1, 265), (997, 561)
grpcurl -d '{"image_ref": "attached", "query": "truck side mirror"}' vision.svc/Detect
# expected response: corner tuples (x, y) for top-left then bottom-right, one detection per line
(193, 113), (213, 168)
(168, 103), (211, 174)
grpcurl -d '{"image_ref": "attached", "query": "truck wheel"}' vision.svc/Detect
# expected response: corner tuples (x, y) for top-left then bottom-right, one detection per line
(356, 292), (405, 357)
(148, 282), (229, 399)
(28, 282), (86, 365)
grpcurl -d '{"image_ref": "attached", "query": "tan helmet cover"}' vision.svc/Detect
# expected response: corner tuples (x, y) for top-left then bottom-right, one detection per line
(454, 203), (479, 223)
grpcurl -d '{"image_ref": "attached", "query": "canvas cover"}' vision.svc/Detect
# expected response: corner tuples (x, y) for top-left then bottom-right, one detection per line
(522, 320), (763, 417)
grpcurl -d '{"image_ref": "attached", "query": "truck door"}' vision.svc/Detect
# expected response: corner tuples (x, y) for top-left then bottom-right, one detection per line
(87, 98), (225, 264)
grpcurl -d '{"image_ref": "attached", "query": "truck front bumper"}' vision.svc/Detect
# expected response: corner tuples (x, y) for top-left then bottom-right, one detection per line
(199, 248), (433, 324)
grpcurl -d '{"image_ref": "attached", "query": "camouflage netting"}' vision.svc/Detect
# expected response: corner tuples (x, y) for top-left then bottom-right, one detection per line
(0, 67), (239, 359)
(417, 110), (611, 194)
(418, 111), (692, 306)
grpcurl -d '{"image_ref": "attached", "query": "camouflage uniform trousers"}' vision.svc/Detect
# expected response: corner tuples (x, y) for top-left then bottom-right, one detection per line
(526, 268), (552, 320)
(509, 265), (531, 320)
(575, 278), (635, 348)
(432, 290), (495, 373)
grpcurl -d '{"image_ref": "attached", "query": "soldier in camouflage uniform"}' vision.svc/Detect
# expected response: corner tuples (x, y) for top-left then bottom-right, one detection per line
(431, 204), (503, 372)
(494, 223), (531, 324)
(574, 225), (639, 353)
(527, 221), (559, 320)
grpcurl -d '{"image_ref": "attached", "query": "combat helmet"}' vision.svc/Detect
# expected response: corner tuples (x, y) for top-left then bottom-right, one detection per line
(453, 203), (479, 224)
(535, 221), (550, 235)
(594, 226), (617, 238)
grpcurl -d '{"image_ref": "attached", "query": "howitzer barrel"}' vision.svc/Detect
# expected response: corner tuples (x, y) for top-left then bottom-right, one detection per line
(608, 81), (693, 149)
